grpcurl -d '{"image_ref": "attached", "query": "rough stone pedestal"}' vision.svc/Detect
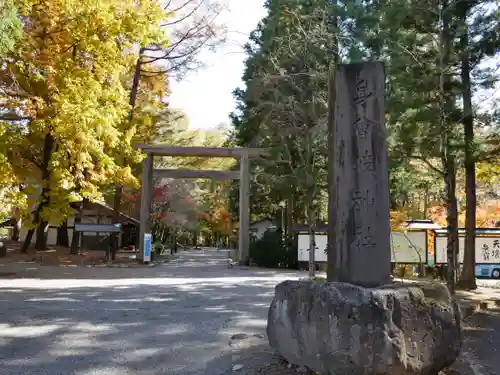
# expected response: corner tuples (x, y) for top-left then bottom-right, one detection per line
(267, 280), (462, 375)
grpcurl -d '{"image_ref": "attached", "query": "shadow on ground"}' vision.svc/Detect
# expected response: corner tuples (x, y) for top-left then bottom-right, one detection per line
(3, 250), (493, 375)
(459, 307), (500, 375)
(0, 283), (277, 374)
(0, 251), (306, 280)
(0, 250), (300, 375)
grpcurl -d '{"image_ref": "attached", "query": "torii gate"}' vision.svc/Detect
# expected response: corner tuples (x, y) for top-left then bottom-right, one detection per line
(135, 145), (267, 264)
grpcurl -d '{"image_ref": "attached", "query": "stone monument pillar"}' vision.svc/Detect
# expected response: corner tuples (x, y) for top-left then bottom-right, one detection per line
(330, 62), (391, 287)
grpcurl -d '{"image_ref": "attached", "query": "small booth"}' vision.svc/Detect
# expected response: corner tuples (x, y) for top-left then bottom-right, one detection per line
(74, 223), (121, 260)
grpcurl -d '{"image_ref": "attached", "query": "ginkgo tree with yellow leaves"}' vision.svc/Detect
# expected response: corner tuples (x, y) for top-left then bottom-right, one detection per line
(0, 0), (168, 250)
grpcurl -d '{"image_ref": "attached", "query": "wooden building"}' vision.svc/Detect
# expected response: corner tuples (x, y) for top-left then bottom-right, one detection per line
(17, 200), (139, 250)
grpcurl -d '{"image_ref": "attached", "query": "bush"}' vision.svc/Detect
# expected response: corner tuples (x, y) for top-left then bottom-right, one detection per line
(153, 242), (164, 255)
(283, 236), (298, 269)
(249, 229), (297, 269)
(393, 264), (416, 278)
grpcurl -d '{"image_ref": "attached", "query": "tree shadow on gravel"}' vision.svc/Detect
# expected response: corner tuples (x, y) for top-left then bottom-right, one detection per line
(0, 249), (313, 375)
(458, 307), (500, 375)
(0, 278), (284, 375)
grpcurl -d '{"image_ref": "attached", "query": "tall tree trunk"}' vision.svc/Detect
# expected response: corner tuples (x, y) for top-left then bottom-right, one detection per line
(34, 220), (49, 250)
(439, 0), (459, 294)
(443, 159), (460, 293)
(128, 50), (144, 122)
(285, 196), (293, 244)
(111, 49), (145, 251)
(20, 228), (34, 253)
(172, 228), (177, 253)
(111, 185), (122, 258)
(307, 203), (316, 278)
(57, 220), (69, 247)
(326, 5), (339, 280)
(327, 67), (337, 282)
(193, 230), (198, 247)
(70, 201), (84, 255)
(11, 218), (21, 241)
(10, 195), (22, 241)
(458, 6), (477, 290)
(33, 133), (55, 250)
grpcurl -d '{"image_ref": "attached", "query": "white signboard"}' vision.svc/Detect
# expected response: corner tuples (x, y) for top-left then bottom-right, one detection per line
(435, 236), (500, 264)
(435, 237), (464, 264)
(298, 234), (327, 262)
(390, 232), (427, 263)
(298, 231), (427, 263)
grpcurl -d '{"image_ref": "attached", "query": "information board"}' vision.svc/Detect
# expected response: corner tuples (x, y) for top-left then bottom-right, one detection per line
(435, 236), (500, 264)
(297, 231), (427, 263)
(390, 232), (427, 263)
(297, 233), (327, 262)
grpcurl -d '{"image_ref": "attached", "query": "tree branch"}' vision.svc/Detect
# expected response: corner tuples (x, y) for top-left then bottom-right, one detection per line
(0, 113), (32, 121)
(411, 155), (445, 175)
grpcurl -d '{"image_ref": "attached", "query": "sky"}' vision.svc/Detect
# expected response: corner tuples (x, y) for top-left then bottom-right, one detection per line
(167, 1), (499, 131)
(168, 1), (268, 130)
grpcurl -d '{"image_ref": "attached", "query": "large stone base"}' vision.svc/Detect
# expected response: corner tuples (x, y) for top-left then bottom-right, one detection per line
(267, 280), (462, 375)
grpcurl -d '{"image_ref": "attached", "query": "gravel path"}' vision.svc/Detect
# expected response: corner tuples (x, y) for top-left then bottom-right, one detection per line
(1, 250), (500, 375)
(0, 249), (304, 375)
(460, 307), (500, 375)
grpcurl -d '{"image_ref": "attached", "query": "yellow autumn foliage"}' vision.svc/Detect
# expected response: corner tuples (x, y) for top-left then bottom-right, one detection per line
(390, 210), (408, 231)
(0, 0), (169, 226)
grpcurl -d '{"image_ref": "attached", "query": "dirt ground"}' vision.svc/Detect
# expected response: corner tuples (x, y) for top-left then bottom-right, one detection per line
(228, 353), (464, 375)
(0, 239), (140, 268)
